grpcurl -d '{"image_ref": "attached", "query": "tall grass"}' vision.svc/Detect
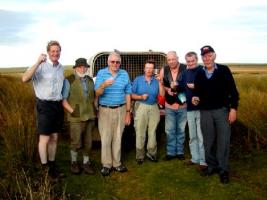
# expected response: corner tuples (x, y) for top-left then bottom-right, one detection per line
(0, 75), (37, 173)
(0, 169), (67, 200)
(235, 74), (267, 149)
(0, 75), (67, 199)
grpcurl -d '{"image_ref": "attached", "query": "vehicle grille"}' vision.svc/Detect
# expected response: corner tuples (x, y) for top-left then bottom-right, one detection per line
(89, 51), (167, 81)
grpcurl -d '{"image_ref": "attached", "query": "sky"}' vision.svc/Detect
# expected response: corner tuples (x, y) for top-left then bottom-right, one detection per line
(0, 0), (267, 68)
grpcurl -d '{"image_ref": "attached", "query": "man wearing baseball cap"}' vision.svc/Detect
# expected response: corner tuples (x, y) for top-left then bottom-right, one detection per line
(192, 45), (239, 184)
(62, 58), (96, 175)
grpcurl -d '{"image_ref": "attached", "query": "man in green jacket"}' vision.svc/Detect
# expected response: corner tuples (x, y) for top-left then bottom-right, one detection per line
(62, 58), (96, 175)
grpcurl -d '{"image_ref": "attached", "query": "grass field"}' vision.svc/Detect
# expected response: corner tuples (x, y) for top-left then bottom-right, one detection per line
(1, 134), (266, 200)
(51, 138), (267, 200)
(230, 64), (267, 74)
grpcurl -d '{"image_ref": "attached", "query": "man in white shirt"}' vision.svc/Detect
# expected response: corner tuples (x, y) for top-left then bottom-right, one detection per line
(22, 40), (64, 180)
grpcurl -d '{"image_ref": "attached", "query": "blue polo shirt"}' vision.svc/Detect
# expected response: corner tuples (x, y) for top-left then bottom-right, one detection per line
(94, 67), (132, 106)
(132, 75), (159, 105)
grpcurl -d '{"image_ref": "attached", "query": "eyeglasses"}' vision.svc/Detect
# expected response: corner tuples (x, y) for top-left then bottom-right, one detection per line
(110, 60), (121, 64)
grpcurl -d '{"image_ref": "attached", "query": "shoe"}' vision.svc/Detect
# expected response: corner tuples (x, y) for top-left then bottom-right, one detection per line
(200, 167), (210, 176)
(83, 162), (95, 175)
(200, 167), (218, 177)
(101, 167), (112, 176)
(198, 165), (208, 171)
(177, 154), (185, 160)
(136, 159), (144, 165)
(165, 155), (176, 161)
(70, 161), (81, 174)
(113, 165), (128, 173)
(41, 163), (49, 175)
(184, 160), (197, 166)
(48, 161), (65, 179)
(146, 153), (157, 162)
(219, 171), (230, 184)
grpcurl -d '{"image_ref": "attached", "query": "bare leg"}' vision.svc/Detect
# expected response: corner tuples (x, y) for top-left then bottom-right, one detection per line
(47, 133), (58, 161)
(38, 135), (50, 164)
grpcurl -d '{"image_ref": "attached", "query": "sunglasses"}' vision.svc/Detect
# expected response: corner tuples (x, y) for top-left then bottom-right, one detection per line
(110, 60), (121, 64)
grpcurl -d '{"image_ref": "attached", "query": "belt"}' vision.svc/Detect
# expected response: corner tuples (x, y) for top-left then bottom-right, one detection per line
(36, 98), (61, 102)
(100, 104), (125, 109)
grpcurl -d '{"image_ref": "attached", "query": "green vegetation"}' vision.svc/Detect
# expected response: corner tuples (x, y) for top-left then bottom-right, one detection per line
(0, 70), (267, 199)
(53, 142), (267, 200)
(235, 74), (267, 150)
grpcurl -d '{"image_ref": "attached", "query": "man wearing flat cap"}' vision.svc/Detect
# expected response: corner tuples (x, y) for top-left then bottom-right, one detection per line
(192, 45), (239, 184)
(62, 58), (96, 175)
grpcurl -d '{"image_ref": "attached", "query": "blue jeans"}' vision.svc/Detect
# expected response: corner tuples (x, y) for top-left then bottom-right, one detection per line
(165, 107), (187, 156)
(187, 111), (206, 165)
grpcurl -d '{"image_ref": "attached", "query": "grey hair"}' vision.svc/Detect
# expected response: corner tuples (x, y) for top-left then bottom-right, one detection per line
(108, 52), (121, 62)
(167, 51), (178, 59)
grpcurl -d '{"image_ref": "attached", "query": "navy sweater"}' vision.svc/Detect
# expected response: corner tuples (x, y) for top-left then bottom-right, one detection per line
(179, 65), (202, 111)
(194, 64), (239, 110)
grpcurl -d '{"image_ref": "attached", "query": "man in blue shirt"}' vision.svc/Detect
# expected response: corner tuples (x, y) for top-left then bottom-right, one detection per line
(131, 59), (164, 165)
(95, 52), (132, 176)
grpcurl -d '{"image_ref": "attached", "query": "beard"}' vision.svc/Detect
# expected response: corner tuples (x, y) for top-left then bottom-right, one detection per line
(75, 70), (90, 78)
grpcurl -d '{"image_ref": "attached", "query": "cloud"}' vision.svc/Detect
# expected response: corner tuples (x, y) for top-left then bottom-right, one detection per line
(0, 0), (266, 67)
(0, 9), (37, 45)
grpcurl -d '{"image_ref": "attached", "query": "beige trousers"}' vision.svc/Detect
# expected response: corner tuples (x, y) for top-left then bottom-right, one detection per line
(69, 120), (94, 156)
(134, 102), (160, 159)
(98, 105), (126, 168)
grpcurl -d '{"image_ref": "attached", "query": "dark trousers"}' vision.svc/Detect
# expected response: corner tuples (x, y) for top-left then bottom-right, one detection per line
(36, 98), (64, 135)
(200, 107), (231, 172)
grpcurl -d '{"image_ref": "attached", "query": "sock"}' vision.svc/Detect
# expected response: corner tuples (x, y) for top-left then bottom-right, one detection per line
(83, 155), (90, 164)
(48, 160), (55, 169)
(71, 150), (78, 162)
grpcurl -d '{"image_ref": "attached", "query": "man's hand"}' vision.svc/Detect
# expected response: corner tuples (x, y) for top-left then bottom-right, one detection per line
(141, 94), (149, 100)
(167, 88), (175, 96)
(155, 74), (163, 83)
(103, 77), (115, 87)
(37, 54), (47, 65)
(125, 112), (131, 125)
(228, 109), (237, 124)
(187, 83), (194, 89)
(192, 96), (200, 106)
(71, 105), (80, 117)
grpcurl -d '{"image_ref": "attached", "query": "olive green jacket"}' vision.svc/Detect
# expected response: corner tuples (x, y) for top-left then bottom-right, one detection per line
(66, 74), (96, 122)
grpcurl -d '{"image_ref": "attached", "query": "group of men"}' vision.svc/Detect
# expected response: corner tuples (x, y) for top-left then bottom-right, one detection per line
(22, 40), (239, 184)
(160, 49), (239, 184)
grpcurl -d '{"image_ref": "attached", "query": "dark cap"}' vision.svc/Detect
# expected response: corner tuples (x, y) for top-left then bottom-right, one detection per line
(73, 58), (89, 68)
(200, 45), (215, 56)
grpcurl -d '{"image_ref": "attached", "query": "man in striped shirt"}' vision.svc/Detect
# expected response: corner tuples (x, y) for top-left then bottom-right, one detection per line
(95, 52), (132, 176)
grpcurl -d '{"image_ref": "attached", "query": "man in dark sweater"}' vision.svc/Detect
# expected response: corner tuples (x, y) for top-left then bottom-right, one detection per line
(192, 45), (239, 184)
